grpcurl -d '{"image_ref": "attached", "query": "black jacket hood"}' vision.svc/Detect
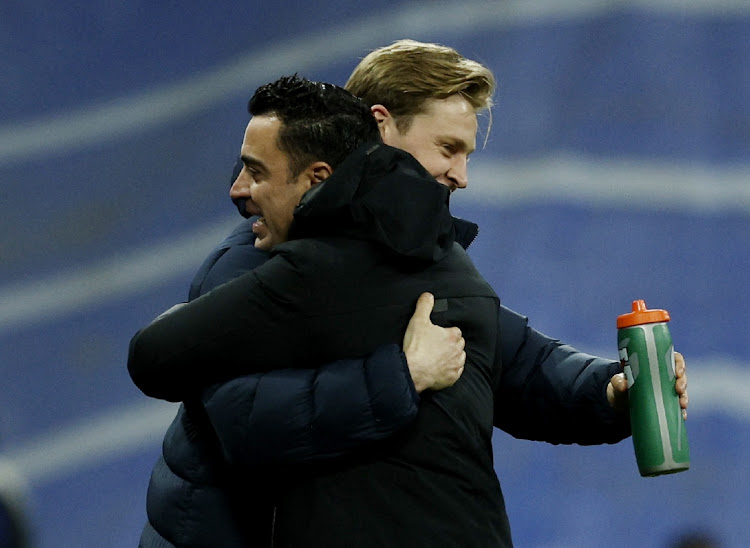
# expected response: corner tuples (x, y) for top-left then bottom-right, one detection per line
(289, 143), (456, 263)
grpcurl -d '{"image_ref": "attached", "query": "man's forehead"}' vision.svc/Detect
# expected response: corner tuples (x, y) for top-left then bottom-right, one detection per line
(243, 115), (283, 150)
(241, 115), (287, 169)
(245, 114), (282, 137)
(417, 97), (478, 143)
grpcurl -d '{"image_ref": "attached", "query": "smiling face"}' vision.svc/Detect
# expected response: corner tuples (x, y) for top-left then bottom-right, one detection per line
(229, 115), (316, 251)
(373, 94), (478, 192)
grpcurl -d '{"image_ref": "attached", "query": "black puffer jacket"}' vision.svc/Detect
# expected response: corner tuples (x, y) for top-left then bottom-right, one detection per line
(128, 143), (509, 546)
(139, 221), (426, 546)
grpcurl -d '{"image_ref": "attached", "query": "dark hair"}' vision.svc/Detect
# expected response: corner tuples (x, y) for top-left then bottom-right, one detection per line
(248, 75), (381, 176)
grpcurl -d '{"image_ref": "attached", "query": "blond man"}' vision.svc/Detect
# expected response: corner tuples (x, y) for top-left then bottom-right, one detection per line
(345, 40), (687, 428)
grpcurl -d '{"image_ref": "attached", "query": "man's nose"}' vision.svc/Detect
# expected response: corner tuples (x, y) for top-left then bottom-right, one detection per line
(229, 172), (250, 199)
(447, 157), (468, 190)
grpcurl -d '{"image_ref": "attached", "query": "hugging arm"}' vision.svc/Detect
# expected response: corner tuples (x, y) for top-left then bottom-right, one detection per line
(201, 345), (416, 465)
(493, 305), (630, 445)
(198, 291), (465, 465)
(127, 267), (291, 402)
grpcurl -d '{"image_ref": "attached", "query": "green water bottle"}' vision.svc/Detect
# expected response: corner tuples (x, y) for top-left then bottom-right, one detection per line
(617, 300), (689, 477)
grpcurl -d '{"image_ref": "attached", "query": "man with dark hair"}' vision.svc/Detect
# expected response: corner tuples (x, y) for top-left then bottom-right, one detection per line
(133, 75), (472, 547)
(129, 72), (512, 546)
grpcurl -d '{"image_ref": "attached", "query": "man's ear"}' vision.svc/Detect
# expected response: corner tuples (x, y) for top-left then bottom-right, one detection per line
(308, 161), (333, 186)
(371, 104), (389, 123)
(371, 104), (393, 140)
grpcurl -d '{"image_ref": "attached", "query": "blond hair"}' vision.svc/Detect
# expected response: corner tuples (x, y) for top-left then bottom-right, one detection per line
(345, 39), (495, 132)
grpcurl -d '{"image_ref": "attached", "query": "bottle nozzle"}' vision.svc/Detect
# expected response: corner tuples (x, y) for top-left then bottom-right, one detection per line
(617, 300), (670, 328)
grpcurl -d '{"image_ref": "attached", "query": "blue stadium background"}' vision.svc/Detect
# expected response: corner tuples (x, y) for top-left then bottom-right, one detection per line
(1, 1), (748, 546)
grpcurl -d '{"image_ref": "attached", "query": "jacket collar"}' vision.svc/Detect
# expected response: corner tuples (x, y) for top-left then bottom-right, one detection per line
(453, 217), (479, 250)
(290, 143), (457, 263)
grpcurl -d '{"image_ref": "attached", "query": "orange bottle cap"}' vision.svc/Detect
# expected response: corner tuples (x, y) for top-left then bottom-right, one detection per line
(617, 299), (670, 328)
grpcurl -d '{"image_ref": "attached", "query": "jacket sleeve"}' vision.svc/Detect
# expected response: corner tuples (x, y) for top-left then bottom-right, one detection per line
(201, 344), (419, 465)
(493, 305), (630, 445)
(127, 250), (321, 402)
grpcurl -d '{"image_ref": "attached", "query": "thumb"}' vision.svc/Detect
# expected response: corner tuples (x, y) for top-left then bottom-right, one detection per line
(611, 372), (628, 393)
(412, 292), (435, 323)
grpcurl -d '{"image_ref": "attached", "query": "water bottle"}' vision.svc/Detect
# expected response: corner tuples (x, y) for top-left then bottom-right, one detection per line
(617, 300), (689, 477)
